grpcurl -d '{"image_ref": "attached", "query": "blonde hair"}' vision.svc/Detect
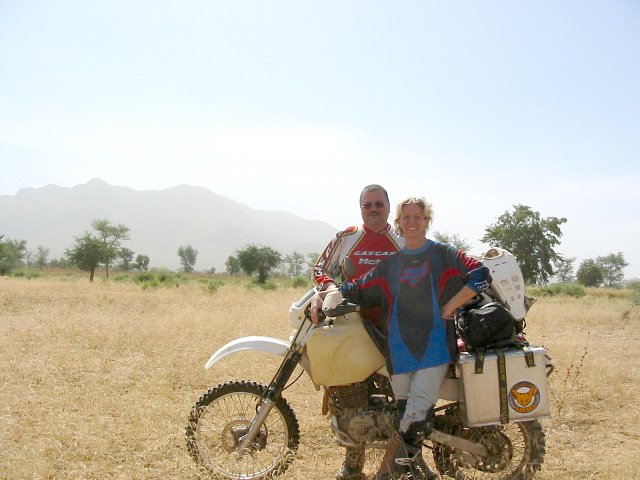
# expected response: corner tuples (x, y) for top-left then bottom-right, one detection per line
(394, 196), (433, 235)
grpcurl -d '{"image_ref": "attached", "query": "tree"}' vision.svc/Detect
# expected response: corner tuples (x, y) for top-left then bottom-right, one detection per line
(65, 233), (104, 282)
(0, 235), (27, 275)
(119, 248), (134, 271)
(48, 257), (70, 269)
(65, 219), (130, 281)
(178, 245), (198, 272)
(597, 252), (628, 288)
(284, 251), (306, 277)
(35, 246), (50, 268)
(236, 244), (282, 283)
(93, 219), (130, 278)
(25, 249), (34, 269)
(553, 256), (575, 283)
(306, 252), (320, 271)
(135, 254), (150, 272)
(481, 204), (567, 284)
(433, 231), (472, 252)
(118, 247), (135, 272)
(225, 255), (241, 275)
(576, 259), (604, 287)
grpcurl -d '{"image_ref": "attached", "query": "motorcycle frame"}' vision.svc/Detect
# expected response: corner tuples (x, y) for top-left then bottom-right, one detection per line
(203, 289), (494, 458)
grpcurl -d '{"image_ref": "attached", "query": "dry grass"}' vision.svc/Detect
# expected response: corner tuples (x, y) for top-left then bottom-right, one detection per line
(1, 276), (639, 479)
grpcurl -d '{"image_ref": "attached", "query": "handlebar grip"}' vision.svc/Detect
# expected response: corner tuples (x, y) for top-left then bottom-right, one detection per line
(322, 301), (360, 318)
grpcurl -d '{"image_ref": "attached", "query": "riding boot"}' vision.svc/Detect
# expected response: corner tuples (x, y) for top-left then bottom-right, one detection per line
(335, 445), (367, 480)
(372, 437), (440, 480)
(371, 433), (408, 480)
(400, 443), (440, 480)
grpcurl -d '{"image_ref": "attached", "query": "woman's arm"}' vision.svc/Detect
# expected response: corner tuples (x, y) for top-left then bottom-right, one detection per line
(440, 285), (478, 320)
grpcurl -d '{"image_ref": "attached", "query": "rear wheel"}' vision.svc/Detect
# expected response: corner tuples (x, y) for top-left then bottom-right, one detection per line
(186, 381), (300, 479)
(432, 407), (545, 480)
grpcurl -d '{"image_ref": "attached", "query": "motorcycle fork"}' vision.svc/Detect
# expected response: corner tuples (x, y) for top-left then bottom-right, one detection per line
(235, 348), (303, 457)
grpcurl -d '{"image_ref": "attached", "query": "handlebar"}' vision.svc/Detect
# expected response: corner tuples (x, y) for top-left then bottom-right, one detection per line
(315, 300), (361, 323)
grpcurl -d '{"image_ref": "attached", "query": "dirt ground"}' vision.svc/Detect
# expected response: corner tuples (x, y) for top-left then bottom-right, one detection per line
(1, 276), (639, 479)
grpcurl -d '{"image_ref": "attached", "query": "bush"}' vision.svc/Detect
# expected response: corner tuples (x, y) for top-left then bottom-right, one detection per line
(9, 270), (41, 279)
(628, 279), (640, 306)
(133, 272), (155, 283)
(291, 276), (311, 288)
(246, 278), (278, 290)
(200, 279), (224, 295)
(529, 283), (586, 298)
(141, 280), (161, 289)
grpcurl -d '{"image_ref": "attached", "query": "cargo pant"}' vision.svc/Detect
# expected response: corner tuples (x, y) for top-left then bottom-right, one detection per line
(390, 363), (449, 433)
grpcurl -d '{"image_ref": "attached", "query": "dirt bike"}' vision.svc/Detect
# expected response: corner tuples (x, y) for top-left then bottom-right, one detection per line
(186, 270), (554, 480)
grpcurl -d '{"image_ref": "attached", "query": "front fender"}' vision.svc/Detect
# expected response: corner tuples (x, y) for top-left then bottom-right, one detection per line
(205, 336), (290, 369)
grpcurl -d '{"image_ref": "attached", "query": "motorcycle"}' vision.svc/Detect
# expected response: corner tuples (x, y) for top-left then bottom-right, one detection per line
(186, 280), (553, 479)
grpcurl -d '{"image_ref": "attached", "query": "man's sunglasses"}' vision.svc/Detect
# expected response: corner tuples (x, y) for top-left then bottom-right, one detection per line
(361, 201), (386, 209)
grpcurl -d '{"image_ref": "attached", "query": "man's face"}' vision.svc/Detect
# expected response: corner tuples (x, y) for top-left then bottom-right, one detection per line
(360, 189), (390, 232)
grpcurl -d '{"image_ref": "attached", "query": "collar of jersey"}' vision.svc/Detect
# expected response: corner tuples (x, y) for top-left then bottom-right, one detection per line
(402, 238), (431, 254)
(362, 223), (391, 234)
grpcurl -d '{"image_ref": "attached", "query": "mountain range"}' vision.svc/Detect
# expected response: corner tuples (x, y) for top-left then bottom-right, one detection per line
(0, 179), (337, 271)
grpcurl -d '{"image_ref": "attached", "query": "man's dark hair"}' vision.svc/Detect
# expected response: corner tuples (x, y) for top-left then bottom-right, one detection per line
(360, 184), (390, 203)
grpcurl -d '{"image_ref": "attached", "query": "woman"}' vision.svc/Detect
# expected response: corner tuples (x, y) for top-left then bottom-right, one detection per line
(322, 196), (490, 480)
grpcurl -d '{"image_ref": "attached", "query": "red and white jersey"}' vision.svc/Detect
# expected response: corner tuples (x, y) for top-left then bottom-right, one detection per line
(312, 224), (404, 288)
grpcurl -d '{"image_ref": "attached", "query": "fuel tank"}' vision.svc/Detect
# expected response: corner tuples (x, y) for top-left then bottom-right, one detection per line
(305, 314), (386, 387)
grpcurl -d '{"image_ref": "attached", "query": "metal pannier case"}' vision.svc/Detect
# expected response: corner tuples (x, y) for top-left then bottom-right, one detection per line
(456, 346), (551, 427)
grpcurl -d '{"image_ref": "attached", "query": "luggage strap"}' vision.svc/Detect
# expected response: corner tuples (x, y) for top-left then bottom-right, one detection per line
(496, 350), (509, 424)
(473, 343), (536, 374)
(471, 344), (537, 424)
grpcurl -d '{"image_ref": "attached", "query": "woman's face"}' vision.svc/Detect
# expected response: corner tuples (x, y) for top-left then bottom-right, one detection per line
(399, 203), (429, 243)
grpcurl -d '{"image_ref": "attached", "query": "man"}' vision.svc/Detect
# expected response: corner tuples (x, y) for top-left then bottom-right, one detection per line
(311, 184), (403, 480)
(313, 184), (403, 291)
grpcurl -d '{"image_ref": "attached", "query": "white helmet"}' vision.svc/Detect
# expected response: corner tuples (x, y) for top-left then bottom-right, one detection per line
(476, 247), (528, 320)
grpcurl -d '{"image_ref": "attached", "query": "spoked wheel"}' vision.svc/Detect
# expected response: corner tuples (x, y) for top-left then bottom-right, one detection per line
(186, 381), (300, 479)
(433, 408), (545, 480)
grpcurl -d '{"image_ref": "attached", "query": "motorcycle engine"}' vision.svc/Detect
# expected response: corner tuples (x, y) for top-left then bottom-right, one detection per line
(345, 410), (396, 443)
(328, 379), (396, 444)
(346, 412), (377, 443)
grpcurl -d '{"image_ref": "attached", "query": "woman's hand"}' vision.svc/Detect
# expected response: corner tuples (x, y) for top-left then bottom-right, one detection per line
(440, 302), (457, 320)
(310, 284), (338, 325)
(441, 285), (477, 321)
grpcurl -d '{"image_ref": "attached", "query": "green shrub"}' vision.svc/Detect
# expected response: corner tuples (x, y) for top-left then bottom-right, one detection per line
(629, 280), (640, 306)
(291, 276), (311, 288)
(141, 280), (161, 290)
(133, 272), (155, 283)
(529, 283), (586, 298)
(11, 270), (41, 279)
(260, 280), (278, 290)
(201, 279), (224, 295)
(246, 278), (278, 290)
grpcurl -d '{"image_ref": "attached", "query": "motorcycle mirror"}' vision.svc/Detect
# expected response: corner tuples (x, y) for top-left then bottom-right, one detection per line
(341, 258), (357, 281)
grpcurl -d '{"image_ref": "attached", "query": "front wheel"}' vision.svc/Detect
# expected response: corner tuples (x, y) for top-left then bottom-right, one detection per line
(432, 407), (545, 480)
(186, 380), (300, 479)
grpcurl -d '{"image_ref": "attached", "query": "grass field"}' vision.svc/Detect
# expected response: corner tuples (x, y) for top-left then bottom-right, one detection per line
(1, 275), (639, 479)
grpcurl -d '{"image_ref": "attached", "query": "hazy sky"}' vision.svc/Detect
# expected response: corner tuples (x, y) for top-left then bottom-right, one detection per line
(1, 1), (639, 278)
